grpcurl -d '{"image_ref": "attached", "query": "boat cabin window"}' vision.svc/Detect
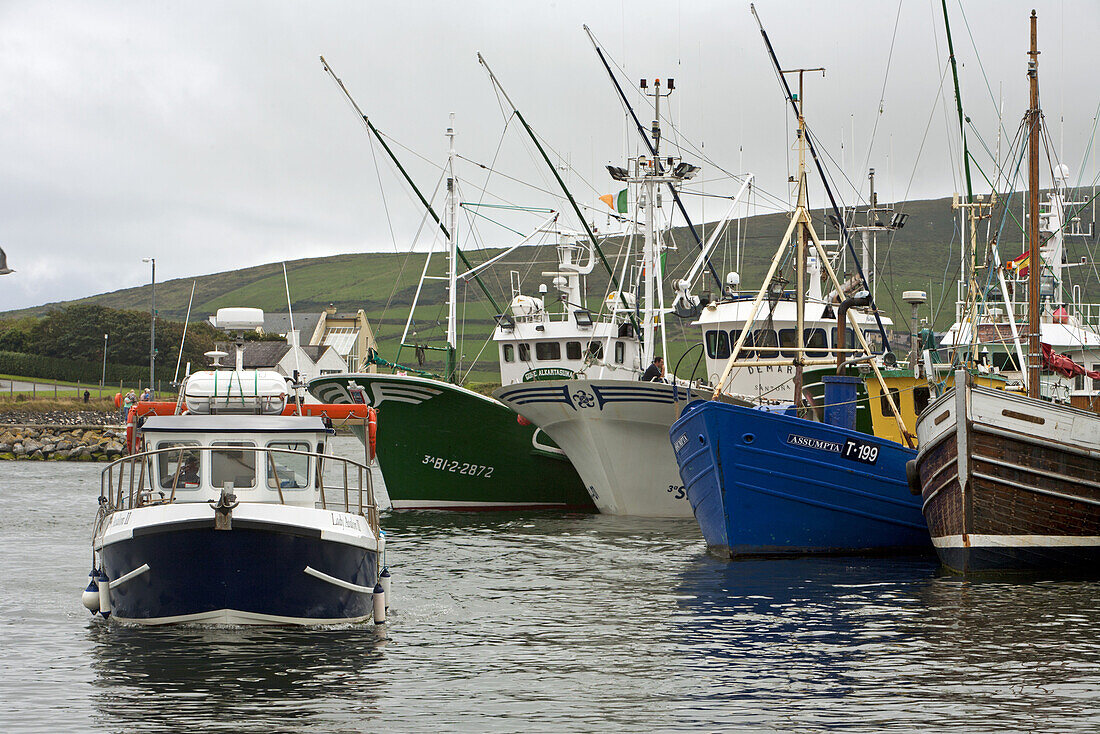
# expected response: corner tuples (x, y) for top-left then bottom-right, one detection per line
(267, 442), (311, 490)
(157, 441), (201, 490)
(913, 386), (931, 416)
(518, 343), (531, 362)
(778, 329), (798, 357)
(805, 328), (828, 357)
(502, 344), (515, 363)
(588, 341), (603, 360)
(753, 329), (779, 358)
(863, 329), (884, 353)
(614, 341), (625, 364)
(211, 441), (257, 489)
(879, 388), (902, 418)
(705, 330), (731, 359)
(777, 328), (830, 358)
(536, 342), (561, 361)
(728, 330), (755, 359)
(831, 327), (856, 352)
(566, 341), (582, 360)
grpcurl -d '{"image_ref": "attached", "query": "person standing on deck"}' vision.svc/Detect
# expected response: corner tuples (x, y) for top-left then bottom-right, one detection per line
(640, 356), (665, 382)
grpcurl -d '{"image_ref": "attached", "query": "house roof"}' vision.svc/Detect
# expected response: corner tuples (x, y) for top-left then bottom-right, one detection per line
(213, 341), (335, 369)
(262, 312), (322, 338)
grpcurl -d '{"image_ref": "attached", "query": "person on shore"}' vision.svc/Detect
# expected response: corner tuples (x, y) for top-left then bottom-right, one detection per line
(83, 390), (90, 404)
(121, 391), (133, 424)
(640, 356), (666, 382)
(140, 387), (152, 402)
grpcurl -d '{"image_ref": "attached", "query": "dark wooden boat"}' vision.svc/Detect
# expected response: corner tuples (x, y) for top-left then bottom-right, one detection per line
(913, 11), (1100, 575)
(914, 370), (1100, 573)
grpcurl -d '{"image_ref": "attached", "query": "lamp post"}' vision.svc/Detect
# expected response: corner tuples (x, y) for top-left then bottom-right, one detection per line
(101, 333), (108, 388)
(142, 257), (156, 396)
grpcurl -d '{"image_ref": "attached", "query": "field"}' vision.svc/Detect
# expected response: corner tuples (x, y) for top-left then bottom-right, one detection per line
(4, 190), (1097, 386)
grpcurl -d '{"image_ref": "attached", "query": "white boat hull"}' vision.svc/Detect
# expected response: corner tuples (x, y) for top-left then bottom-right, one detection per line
(494, 380), (706, 518)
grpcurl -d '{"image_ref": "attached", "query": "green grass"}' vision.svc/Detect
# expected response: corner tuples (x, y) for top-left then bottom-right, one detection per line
(4, 189), (1096, 385)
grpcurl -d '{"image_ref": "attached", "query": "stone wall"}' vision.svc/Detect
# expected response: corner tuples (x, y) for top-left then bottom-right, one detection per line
(0, 425), (126, 461)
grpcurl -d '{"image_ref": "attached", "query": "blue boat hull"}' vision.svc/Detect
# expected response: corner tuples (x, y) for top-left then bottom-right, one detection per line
(99, 521), (378, 625)
(670, 400), (929, 557)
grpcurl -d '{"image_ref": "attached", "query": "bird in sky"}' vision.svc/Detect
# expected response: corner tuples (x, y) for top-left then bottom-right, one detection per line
(0, 247), (13, 275)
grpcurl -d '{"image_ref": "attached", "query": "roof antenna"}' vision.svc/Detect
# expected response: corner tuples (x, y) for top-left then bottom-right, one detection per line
(172, 281), (197, 386)
(283, 262), (303, 415)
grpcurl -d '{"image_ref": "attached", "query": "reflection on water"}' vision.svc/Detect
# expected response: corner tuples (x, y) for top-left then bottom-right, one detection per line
(87, 625), (386, 733)
(673, 556), (1100, 732)
(5, 444), (1100, 732)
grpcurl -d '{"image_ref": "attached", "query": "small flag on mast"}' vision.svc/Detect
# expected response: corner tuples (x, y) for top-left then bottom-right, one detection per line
(599, 189), (628, 214)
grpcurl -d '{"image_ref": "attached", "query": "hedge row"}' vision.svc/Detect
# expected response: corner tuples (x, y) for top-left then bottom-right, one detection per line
(0, 350), (174, 385)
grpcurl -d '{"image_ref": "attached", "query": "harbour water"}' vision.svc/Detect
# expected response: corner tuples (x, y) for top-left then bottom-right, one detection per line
(3, 437), (1100, 732)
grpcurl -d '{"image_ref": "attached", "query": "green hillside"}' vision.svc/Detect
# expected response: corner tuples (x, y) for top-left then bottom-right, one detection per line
(5, 191), (1097, 383)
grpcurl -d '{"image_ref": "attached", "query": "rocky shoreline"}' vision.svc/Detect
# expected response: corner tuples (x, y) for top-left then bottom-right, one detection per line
(0, 409), (117, 426)
(0, 424), (127, 461)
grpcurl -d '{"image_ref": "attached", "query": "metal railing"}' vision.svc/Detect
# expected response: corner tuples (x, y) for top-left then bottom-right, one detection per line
(100, 445), (379, 535)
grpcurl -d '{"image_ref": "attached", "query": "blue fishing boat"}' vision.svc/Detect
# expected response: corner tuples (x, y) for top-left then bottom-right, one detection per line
(672, 24), (928, 559)
(670, 380), (927, 558)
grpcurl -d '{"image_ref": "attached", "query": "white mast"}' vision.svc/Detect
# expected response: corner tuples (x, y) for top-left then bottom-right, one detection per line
(446, 113), (458, 371)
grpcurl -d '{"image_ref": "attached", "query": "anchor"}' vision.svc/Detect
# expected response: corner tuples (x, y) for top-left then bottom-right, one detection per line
(210, 483), (239, 531)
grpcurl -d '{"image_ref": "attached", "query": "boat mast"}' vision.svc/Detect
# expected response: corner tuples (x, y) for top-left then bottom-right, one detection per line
(639, 79), (672, 367)
(583, 25), (725, 295)
(750, 4), (892, 354)
(319, 57), (504, 320)
(1027, 10), (1041, 399)
(446, 114), (458, 382)
(791, 69), (816, 407)
(477, 52), (642, 338)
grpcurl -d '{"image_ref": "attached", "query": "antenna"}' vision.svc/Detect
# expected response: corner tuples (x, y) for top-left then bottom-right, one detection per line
(172, 281), (196, 386)
(283, 262), (303, 415)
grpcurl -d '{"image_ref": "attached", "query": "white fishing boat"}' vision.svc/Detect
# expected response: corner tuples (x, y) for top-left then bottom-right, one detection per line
(84, 308), (386, 625)
(490, 70), (745, 518)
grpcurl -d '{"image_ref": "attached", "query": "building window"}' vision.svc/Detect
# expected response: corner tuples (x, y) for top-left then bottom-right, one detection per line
(267, 442), (311, 490)
(536, 342), (561, 361)
(518, 343), (531, 362)
(566, 341), (582, 360)
(614, 341), (625, 364)
(588, 341), (604, 360)
(320, 369), (341, 375)
(211, 441), (256, 489)
(502, 344), (515, 363)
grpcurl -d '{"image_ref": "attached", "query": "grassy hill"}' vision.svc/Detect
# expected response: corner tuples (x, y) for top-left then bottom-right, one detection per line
(5, 191), (1097, 383)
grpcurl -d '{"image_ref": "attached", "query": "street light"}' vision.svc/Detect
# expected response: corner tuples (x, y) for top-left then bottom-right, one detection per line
(101, 333), (108, 387)
(142, 257), (156, 396)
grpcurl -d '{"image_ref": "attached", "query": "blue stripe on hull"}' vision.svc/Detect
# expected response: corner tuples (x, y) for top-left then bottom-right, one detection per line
(671, 400), (929, 557)
(100, 525), (378, 624)
(937, 544), (1100, 576)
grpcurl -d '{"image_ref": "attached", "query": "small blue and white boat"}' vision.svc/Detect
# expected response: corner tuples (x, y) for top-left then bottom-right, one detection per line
(84, 308), (385, 626)
(670, 377), (927, 558)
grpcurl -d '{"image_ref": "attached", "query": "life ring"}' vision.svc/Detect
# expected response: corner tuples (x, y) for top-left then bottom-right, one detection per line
(367, 406), (378, 461)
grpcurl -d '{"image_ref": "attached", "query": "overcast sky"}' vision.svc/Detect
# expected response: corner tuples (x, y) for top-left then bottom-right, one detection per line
(1, 0), (1097, 312)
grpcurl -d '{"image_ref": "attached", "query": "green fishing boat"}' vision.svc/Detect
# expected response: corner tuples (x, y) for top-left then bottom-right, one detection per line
(309, 374), (592, 510)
